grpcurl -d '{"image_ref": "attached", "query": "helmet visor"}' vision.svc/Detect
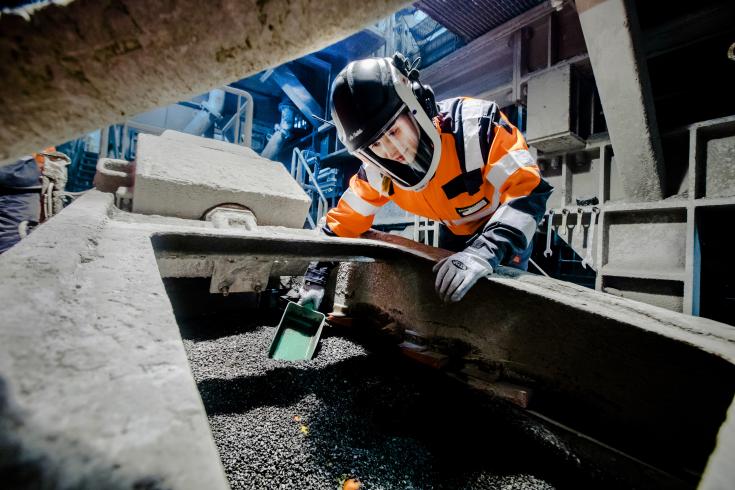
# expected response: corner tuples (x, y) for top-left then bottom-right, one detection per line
(356, 108), (436, 188)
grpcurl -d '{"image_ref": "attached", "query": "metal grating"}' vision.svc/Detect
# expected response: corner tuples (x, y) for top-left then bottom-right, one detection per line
(414, 0), (545, 41)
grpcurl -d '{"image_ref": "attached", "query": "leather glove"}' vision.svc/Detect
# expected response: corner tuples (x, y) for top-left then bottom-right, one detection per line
(297, 282), (325, 310)
(432, 251), (494, 303)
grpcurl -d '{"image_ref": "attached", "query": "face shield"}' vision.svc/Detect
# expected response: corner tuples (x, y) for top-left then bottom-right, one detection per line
(355, 107), (436, 188)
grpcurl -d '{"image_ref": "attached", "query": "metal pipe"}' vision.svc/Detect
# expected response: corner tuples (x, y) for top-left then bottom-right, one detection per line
(261, 128), (286, 161)
(99, 127), (109, 158)
(290, 148), (297, 178)
(233, 95), (242, 144)
(183, 89), (226, 136)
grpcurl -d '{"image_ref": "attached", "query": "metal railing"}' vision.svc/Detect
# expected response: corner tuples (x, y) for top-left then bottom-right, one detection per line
(291, 147), (328, 229)
(100, 86), (254, 159)
(413, 215), (439, 246)
(220, 86), (254, 147)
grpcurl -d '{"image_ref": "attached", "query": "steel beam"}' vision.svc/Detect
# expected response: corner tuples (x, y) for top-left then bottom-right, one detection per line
(270, 65), (325, 127)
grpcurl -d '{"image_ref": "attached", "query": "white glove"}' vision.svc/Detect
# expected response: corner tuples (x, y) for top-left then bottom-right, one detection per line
(432, 251), (494, 303)
(297, 283), (325, 310)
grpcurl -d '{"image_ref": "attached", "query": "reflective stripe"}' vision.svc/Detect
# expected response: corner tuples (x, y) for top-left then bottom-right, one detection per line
(341, 188), (380, 216)
(460, 99), (489, 172)
(489, 187), (501, 214)
(486, 204), (538, 244)
(486, 149), (536, 190)
(450, 203), (498, 226)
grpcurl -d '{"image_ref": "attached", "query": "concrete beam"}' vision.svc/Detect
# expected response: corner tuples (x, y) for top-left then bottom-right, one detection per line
(0, 192), (230, 490)
(699, 394), (735, 490)
(333, 231), (735, 484)
(0, 0), (408, 164)
(152, 228), (735, 484)
(576, 0), (666, 201)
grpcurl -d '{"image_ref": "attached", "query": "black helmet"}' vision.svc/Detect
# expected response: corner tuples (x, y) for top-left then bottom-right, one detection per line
(330, 55), (441, 190)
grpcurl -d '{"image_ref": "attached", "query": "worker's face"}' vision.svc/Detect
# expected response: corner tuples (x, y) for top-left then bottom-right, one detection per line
(368, 112), (419, 165)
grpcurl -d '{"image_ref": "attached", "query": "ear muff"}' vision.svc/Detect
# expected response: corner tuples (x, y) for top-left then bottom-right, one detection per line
(411, 80), (438, 119)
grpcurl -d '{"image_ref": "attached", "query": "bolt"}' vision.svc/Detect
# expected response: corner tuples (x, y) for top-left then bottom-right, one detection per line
(220, 285), (230, 296)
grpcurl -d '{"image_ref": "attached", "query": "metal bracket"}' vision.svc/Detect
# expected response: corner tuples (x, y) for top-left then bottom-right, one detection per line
(209, 256), (272, 295)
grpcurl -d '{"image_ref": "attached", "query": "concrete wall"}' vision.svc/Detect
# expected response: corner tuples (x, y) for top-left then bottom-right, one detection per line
(0, 0), (408, 164)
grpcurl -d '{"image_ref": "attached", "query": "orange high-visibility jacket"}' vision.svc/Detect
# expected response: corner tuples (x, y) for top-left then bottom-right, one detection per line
(325, 97), (552, 268)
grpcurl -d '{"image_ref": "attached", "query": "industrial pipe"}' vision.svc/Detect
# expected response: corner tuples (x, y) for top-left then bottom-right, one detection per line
(183, 89), (226, 136)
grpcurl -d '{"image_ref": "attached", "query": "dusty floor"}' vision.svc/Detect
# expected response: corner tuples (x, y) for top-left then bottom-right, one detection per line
(181, 315), (561, 490)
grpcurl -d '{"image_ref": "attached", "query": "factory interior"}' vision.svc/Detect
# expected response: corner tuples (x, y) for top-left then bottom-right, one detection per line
(1, 0), (734, 489)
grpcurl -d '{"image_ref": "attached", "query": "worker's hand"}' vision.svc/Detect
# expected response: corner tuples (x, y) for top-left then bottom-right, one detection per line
(433, 251), (493, 303)
(297, 282), (325, 310)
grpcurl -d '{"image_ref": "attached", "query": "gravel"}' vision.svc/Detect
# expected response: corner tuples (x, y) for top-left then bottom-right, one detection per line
(182, 322), (557, 490)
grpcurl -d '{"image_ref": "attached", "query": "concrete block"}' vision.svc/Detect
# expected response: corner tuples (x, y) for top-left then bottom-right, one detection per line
(526, 65), (586, 153)
(604, 210), (686, 272)
(706, 135), (735, 198)
(160, 129), (262, 160)
(602, 276), (684, 313)
(133, 131), (311, 227)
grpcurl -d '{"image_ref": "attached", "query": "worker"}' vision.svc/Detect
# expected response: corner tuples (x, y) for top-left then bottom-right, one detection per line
(0, 154), (43, 254)
(298, 53), (552, 307)
(37, 147), (71, 220)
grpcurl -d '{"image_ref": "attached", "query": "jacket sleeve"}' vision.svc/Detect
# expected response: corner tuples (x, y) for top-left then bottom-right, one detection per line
(467, 112), (553, 270)
(304, 164), (391, 287)
(323, 164), (391, 238)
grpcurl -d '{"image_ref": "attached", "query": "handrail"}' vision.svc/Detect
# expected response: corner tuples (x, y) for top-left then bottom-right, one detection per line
(118, 86), (254, 154)
(221, 87), (254, 147)
(291, 147), (328, 228)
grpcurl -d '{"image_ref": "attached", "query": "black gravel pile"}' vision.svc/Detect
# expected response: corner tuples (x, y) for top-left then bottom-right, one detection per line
(182, 320), (558, 490)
